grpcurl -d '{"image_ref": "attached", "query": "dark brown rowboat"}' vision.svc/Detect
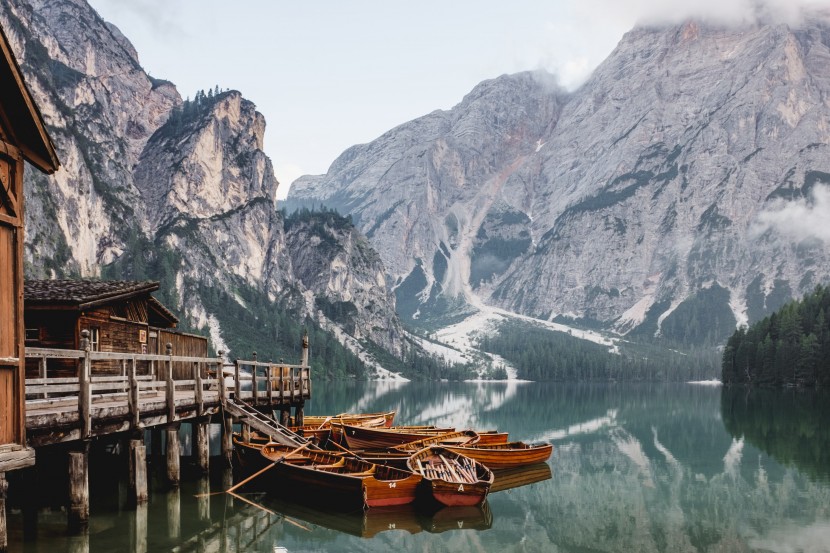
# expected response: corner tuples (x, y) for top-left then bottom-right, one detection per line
(392, 430), (480, 452)
(407, 446), (494, 507)
(261, 443), (422, 508)
(442, 441), (552, 470)
(338, 423), (456, 449)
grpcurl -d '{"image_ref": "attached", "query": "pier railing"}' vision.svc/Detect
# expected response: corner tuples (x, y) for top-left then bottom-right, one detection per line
(231, 355), (311, 405)
(24, 344), (223, 440)
(23, 339), (311, 445)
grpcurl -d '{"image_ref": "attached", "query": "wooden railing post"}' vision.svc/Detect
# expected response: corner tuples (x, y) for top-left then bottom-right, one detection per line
(301, 331), (309, 368)
(193, 361), (203, 415)
(217, 351), (227, 407)
(39, 355), (48, 399)
(128, 356), (140, 429)
(278, 363), (284, 402)
(165, 343), (175, 423)
(234, 360), (240, 401)
(267, 364), (273, 405)
(79, 330), (92, 440)
(251, 351), (258, 405)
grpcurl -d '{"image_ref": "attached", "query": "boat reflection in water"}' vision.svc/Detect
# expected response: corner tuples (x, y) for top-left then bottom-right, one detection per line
(259, 495), (493, 537)
(247, 460), (551, 538)
(490, 462), (552, 493)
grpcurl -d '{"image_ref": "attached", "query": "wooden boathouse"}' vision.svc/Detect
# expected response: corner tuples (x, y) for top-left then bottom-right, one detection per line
(0, 19), (60, 552)
(17, 280), (312, 536)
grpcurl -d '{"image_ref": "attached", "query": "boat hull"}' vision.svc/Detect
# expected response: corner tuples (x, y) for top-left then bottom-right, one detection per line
(443, 442), (553, 470)
(407, 446), (494, 507)
(261, 444), (421, 508)
(339, 424), (456, 449)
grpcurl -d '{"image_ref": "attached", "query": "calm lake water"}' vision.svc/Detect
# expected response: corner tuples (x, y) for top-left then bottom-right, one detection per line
(8, 381), (830, 552)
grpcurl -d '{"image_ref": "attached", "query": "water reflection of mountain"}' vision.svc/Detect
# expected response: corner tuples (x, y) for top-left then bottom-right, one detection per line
(721, 387), (830, 482)
(302, 382), (830, 552)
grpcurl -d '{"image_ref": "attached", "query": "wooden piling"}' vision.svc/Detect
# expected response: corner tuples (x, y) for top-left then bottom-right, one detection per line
(195, 420), (209, 474)
(0, 472), (7, 553)
(279, 407), (290, 427)
(295, 402), (305, 427)
(166, 425), (181, 488)
(129, 439), (148, 504)
(221, 413), (233, 468)
(68, 446), (90, 531)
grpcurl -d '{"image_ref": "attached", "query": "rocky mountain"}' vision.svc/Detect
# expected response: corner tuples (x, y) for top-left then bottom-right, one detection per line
(288, 14), (830, 345)
(1, 0), (406, 372)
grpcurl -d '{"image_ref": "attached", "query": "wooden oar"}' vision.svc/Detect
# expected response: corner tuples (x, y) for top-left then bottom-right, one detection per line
(228, 442), (312, 493)
(316, 416), (332, 430)
(195, 442), (311, 498)
(327, 438), (370, 463)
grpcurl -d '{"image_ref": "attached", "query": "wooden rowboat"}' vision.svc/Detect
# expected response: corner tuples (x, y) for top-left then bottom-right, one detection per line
(261, 443), (422, 508)
(303, 411), (396, 428)
(338, 423), (456, 450)
(407, 446), (494, 507)
(475, 431), (510, 445)
(442, 441), (553, 470)
(392, 430), (480, 452)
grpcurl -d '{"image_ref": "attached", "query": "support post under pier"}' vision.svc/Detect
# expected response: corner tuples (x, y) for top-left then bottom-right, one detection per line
(195, 420), (209, 474)
(166, 425), (181, 488)
(68, 444), (90, 531)
(129, 438), (148, 504)
(295, 402), (304, 427)
(221, 414), (233, 467)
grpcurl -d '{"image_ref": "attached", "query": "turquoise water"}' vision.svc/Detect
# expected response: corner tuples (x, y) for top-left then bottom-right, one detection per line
(8, 382), (830, 552)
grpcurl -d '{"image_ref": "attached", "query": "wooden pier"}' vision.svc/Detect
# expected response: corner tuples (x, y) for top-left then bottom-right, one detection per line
(4, 329), (311, 542)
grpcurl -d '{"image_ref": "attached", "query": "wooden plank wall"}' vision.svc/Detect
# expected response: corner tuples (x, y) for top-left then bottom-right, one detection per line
(0, 147), (23, 447)
(0, 227), (15, 445)
(156, 329), (209, 379)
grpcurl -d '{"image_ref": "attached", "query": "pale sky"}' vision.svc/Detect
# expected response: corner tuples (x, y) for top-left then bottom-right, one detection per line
(86, 0), (830, 199)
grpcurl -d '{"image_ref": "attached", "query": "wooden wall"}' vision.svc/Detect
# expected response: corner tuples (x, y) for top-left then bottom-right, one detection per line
(0, 142), (25, 448)
(156, 329), (209, 379)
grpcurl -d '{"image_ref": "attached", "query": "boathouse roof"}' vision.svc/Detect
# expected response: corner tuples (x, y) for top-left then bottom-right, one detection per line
(0, 24), (60, 173)
(24, 279), (179, 325)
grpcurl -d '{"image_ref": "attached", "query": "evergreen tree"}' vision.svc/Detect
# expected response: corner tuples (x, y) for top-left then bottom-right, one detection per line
(721, 285), (830, 387)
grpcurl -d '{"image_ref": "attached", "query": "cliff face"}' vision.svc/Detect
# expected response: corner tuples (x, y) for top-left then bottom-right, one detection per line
(288, 16), (830, 342)
(1, 0), (404, 367)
